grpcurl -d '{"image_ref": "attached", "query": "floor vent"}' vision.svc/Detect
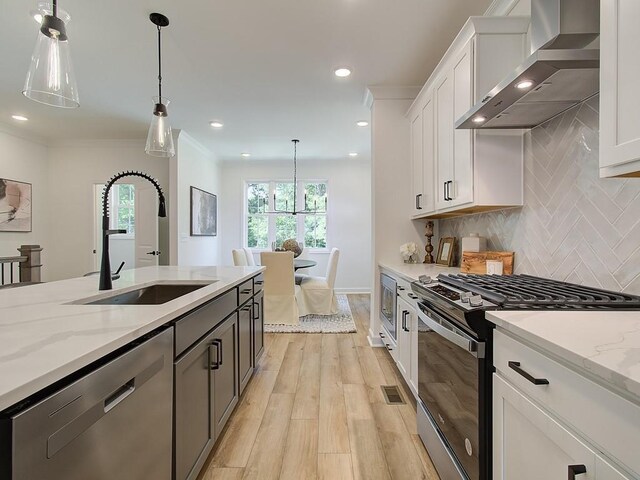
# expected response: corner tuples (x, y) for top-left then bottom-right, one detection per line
(381, 385), (405, 405)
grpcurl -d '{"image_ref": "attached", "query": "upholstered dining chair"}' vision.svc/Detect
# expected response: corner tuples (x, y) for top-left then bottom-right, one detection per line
(260, 251), (300, 325)
(296, 248), (340, 316)
(243, 247), (256, 266)
(232, 249), (248, 266)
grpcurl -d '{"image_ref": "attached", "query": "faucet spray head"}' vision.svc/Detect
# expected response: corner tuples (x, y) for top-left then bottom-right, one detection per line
(158, 195), (167, 217)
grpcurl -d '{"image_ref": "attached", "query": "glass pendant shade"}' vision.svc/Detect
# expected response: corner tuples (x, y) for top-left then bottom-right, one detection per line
(23, 14), (79, 108)
(145, 97), (175, 157)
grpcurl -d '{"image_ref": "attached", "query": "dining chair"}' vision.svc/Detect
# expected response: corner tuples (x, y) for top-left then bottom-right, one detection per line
(232, 249), (248, 266)
(296, 248), (340, 316)
(243, 247), (256, 266)
(260, 251), (300, 325)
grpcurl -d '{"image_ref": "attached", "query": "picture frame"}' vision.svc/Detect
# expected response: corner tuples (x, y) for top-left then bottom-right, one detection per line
(190, 186), (217, 236)
(436, 237), (456, 266)
(0, 178), (32, 233)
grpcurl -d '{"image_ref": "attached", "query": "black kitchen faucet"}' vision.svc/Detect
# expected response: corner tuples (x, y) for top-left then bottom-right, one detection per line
(99, 171), (166, 290)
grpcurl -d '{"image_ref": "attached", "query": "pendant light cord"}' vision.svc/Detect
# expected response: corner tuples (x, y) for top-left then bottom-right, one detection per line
(293, 140), (298, 210)
(157, 25), (162, 102)
(53, 0), (58, 18)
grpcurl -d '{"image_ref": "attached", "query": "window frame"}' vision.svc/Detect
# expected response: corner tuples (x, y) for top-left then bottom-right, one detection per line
(243, 179), (329, 253)
(109, 184), (135, 240)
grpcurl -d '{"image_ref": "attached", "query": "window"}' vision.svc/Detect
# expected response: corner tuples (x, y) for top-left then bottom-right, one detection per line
(110, 184), (135, 235)
(245, 181), (328, 250)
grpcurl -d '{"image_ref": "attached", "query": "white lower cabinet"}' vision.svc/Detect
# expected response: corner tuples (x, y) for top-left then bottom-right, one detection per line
(396, 296), (413, 382)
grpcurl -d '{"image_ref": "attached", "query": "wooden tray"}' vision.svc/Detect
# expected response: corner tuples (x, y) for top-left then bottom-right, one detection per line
(460, 251), (514, 275)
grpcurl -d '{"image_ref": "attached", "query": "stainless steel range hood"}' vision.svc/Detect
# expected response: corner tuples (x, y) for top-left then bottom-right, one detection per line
(456, 0), (600, 130)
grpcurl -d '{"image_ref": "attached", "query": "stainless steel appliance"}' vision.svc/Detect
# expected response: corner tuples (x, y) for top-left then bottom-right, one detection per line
(379, 273), (397, 341)
(456, 0), (600, 130)
(0, 327), (173, 480)
(412, 274), (640, 480)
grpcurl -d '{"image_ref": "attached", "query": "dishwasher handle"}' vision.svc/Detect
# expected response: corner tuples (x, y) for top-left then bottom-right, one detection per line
(104, 379), (135, 413)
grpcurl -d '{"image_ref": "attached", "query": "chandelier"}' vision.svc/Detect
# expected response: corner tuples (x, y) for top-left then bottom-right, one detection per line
(263, 139), (325, 215)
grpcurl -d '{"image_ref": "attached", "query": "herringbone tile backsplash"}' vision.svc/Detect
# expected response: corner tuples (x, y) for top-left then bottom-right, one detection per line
(439, 95), (640, 295)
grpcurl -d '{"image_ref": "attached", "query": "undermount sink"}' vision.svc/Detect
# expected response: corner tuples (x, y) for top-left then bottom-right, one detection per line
(78, 282), (215, 306)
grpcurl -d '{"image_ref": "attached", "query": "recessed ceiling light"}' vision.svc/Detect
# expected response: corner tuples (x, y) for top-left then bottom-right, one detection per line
(348, 152), (358, 157)
(241, 152), (251, 158)
(209, 121), (223, 128)
(472, 116), (487, 124)
(515, 80), (534, 90)
(356, 121), (369, 127)
(334, 67), (351, 78)
(11, 115), (28, 122)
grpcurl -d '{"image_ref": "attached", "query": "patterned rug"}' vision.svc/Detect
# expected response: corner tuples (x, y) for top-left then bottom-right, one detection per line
(264, 294), (357, 333)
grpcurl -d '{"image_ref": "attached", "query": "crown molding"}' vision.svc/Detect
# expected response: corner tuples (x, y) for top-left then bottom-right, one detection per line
(0, 122), (49, 146)
(484, 0), (522, 16)
(364, 86), (422, 109)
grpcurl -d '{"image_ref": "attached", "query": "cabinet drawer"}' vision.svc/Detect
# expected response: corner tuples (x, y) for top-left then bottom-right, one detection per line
(396, 278), (419, 305)
(238, 279), (253, 306)
(175, 290), (237, 357)
(253, 273), (264, 293)
(494, 329), (640, 475)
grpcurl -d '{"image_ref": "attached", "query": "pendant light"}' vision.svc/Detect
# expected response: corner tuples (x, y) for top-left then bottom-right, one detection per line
(262, 139), (326, 215)
(145, 13), (175, 157)
(23, 0), (79, 108)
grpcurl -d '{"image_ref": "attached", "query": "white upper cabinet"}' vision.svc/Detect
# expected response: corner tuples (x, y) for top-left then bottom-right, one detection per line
(407, 16), (530, 218)
(600, 0), (640, 177)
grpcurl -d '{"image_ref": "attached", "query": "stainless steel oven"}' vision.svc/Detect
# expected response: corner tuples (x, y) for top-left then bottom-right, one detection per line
(379, 273), (397, 341)
(417, 301), (488, 480)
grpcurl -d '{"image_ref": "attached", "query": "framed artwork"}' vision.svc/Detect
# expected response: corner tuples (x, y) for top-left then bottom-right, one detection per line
(190, 186), (217, 236)
(436, 237), (456, 266)
(0, 178), (32, 233)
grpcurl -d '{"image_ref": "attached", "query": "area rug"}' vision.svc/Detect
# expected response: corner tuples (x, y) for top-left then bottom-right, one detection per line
(264, 294), (357, 333)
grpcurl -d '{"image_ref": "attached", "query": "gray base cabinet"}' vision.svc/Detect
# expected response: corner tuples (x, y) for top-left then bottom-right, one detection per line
(253, 290), (264, 363)
(174, 313), (238, 480)
(238, 301), (253, 394)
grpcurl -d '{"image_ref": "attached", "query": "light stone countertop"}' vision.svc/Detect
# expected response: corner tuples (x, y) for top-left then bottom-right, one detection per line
(487, 310), (640, 401)
(379, 261), (460, 283)
(0, 265), (264, 411)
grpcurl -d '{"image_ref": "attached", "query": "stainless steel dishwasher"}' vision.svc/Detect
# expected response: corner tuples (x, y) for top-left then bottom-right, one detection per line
(1, 327), (173, 480)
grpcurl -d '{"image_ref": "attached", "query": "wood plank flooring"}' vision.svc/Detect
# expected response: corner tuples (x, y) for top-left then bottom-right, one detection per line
(200, 294), (439, 480)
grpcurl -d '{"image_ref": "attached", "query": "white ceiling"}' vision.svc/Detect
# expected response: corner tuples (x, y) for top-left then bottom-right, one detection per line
(0, 0), (492, 162)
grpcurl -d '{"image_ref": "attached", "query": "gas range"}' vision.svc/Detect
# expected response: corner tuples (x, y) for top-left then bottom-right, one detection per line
(411, 273), (640, 339)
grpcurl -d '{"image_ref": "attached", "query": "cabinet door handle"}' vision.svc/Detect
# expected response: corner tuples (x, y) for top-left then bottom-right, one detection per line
(209, 340), (221, 370)
(397, 286), (405, 291)
(385, 343), (393, 352)
(568, 465), (587, 479)
(416, 194), (423, 210)
(446, 180), (453, 201)
(253, 301), (260, 320)
(241, 288), (252, 294)
(443, 182), (447, 201)
(402, 310), (410, 332)
(508, 361), (549, 385)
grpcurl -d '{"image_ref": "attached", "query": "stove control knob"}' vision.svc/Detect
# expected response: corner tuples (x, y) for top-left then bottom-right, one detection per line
(469, 295), (484, 307)
(460, 292), (473, 303)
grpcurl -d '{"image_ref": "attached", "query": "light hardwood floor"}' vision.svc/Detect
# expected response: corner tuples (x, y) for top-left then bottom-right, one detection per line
(199, 294), (440, 480)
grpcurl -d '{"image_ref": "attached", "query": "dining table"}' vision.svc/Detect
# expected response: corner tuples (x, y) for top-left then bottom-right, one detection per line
(293, 259), (317, 271)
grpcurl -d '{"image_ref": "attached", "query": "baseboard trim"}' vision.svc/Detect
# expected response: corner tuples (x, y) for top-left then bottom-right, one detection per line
(335, 288), (371, 295)
(368, 328), (384, 347)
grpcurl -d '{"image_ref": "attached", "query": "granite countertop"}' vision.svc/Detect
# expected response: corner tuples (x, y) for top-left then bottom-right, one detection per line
(379, 261), (460, 282)
(0, 265), (264, 411)
(487, 310), (640, 401)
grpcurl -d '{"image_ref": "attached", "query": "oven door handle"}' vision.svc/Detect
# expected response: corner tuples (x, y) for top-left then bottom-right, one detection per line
(418, 307), (484, 358)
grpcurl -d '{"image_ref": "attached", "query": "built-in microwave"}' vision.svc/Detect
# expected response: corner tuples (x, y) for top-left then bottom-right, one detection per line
(379, 273), (397, 341)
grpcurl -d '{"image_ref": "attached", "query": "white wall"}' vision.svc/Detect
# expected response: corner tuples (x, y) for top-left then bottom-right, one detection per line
(171, 131), (221, 266)
(0, 127), (50, 280)
(47, 140), (170, 280)
(219, 158), (372, 293)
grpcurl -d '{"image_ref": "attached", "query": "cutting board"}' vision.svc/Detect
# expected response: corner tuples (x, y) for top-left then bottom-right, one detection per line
(461, 251), (514, 275)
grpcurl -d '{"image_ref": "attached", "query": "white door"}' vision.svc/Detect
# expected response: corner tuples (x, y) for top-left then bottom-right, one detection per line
(451, 39), (474, 207)
(421, 93), (436, 215)
(493, 374), (596, 480)
(411, 110), (424, 216)
(396, 297), (413, 381)
(600, 0), (640, 175)
(435, 72), (453, 211)
(135, 184), (159, 267)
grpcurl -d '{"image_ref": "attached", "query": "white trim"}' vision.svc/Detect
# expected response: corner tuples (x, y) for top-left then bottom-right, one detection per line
(335, 287), (371, 295)
(0, 122), (49, 146)
(368, 328), (385, 347)
(365, 86), (422, 107)
(484, 0), (522, 16)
